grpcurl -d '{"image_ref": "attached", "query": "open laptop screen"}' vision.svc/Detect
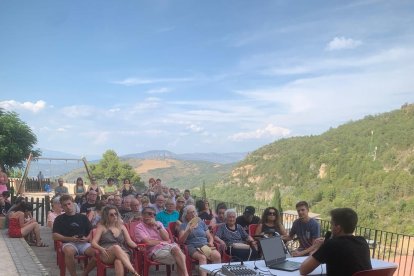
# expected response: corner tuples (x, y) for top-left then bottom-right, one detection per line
(260, 236), (286, 264)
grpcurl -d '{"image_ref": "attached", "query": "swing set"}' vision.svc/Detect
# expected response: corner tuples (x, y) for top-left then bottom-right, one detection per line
(16, 153), (94, 195)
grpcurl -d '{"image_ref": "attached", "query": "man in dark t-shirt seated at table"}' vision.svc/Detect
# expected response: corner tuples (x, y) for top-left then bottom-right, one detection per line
(300, 207), (372, 276)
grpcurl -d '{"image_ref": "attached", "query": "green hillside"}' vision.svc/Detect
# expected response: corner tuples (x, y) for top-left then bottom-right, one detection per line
(206, 103), (414, 234)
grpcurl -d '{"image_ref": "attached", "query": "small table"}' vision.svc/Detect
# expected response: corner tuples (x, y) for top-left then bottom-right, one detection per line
(200, 257), (398, 276)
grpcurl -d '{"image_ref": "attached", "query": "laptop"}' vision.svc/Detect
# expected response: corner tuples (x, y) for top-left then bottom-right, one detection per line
(259, 235), (301, 272)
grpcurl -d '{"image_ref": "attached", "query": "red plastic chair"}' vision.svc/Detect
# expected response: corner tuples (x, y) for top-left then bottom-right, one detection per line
(127, 221), (172, 276)
(167, 222), (179, 242)
(352, 267), (397, 276)
(248, 224), (258, 236)
(56, 240), (90, 276)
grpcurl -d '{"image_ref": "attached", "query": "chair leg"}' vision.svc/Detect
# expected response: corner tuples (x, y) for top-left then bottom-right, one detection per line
(144, 263), (149, 276)
(167, 265), (171, 276)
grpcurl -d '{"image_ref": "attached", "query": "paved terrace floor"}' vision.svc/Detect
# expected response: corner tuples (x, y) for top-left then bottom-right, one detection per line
(1, 226), (184, 276)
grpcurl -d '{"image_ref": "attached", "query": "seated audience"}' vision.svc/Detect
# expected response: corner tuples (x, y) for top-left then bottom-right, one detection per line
(80, 190), (98, 214)
(135, 206), (188, 276)
(175, 196), (186, 214)
(151, 194), (166, 214)
(288, 201), (320, 256)
(215, 209), (258, 261)
(74, 177), (86, 205)
(119, 195), (133, 218)
(123, 198), (142, 223)
(47, 196), (63, 228)
(104, 177), (118, 196)
(168, 188), (176, 203)
(55, 178), (69, 196)
(107, 195), (115, 206)
(255, 207), (287, 238)
(156, 198), (179, 227)
(197, 199), (214, 221)
(8, 202), (48, 247)
(0, 192), (11, 215)
(120, 178), (136, 198)
(210, 202), (227, 227)
(236, 206), (260, 232)
(53, 195), (96, 276)
(91, 206), (139, 276)
(90, 200), (105, 227)
(300, 208), (372, 276)
(141, 196), (150, 209)
(179, 205), (221, 276)
(88, 177), (103, 199)
(183, 189), (193, 205)
(114, 194), (122, 210)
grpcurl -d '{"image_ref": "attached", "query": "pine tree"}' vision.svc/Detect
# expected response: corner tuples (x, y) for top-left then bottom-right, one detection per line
(201, 180), (207, 199)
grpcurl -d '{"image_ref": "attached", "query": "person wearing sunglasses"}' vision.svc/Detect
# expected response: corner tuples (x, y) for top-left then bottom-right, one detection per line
(255, 207), (287, 239)
(135, 207), (189, 276)
(91, 206), (140, 276)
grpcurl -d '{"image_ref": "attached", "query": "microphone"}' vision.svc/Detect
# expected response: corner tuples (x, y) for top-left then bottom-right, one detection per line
(324, 231), (332, 243)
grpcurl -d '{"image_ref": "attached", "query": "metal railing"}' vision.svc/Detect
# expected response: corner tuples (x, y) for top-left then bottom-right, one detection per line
(200, 197), (413, 276)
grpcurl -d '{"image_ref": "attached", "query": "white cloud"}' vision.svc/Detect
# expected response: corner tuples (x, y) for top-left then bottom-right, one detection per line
(326, 36), (362, 51)
(0, 100), (46, 113)
(57, 127), (67, 132)
(229, 124), (291, 141)
(146, 87), (172, 94)
(112, 77), (192, 86)
(187, 124), (204, 133)
(61, 105), (95, 118)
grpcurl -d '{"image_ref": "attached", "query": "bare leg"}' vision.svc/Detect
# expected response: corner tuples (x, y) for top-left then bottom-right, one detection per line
(114, 259), (124, 276)
(63, 246), (78, 276)
(110, 245), (136, 273)
(171, 246), (189, 276)
(210, 250), (221, 263)
(21, 221), (42, 245)
(82, 247), (97, 275)
(192, 251), (207, 276)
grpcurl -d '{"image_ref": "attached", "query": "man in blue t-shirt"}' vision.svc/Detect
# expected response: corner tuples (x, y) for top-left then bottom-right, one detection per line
(288, 201), (320, 256)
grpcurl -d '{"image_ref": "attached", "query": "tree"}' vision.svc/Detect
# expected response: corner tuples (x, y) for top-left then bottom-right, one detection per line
(201, 180), (207, 199)
(271, 187), (283, 214)
(90, 150), (144, 189)
(0, 109), (40, 172)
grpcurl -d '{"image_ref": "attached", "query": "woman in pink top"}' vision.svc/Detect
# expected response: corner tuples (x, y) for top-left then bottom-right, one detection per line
(0, 167), (8, 193)
(47, 196), (63, 228)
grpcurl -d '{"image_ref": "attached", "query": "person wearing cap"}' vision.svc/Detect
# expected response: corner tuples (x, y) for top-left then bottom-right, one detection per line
(55, 178), (69, 196)
(104, 177), (118, 196)
(236, 206), (260, 232)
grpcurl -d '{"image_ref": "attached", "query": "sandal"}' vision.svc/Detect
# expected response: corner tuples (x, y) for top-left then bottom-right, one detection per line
(35, 242), (49, 247)
(130, 271), (140, 276)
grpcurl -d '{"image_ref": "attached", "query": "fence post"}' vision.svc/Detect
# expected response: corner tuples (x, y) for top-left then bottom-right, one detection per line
(40, 197), (45, 226)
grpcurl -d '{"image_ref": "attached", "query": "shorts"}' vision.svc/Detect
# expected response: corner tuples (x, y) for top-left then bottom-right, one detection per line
(62, 242), (91, 256)
(151, 243), (178, 265)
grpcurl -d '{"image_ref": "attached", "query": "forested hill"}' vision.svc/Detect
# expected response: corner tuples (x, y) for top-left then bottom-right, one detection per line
(207, 103), (414, 234)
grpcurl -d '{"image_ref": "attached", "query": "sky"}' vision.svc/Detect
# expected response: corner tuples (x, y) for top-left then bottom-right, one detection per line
(1, 0), (414, 158)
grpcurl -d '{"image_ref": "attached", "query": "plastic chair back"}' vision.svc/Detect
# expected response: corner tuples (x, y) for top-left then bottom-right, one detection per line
(352, 267), (397, 276)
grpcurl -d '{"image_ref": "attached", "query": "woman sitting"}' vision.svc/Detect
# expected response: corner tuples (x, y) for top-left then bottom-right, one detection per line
(255, 207), (287, 239)
(214, 209), (258, 261)
(47, 196), (63, 228)
(197, 199), (214, 221)
(120, 178), (136, 198)
(91, 206), (140, 276)
(74, 177), (86, 205)
(179, 205), (221, 276)
(8, 202), (48, 247)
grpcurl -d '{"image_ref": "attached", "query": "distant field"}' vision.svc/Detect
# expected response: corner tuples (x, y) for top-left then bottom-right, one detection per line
(60, 158), (234, 189)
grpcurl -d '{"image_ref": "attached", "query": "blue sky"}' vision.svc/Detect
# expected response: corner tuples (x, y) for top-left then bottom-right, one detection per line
(1, 0), (414, 158)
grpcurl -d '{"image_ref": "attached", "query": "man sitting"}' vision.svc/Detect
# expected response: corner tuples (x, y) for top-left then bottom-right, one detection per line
(287, 201), (320, 256)
(52, 195), (96, 276)
(80, 190), (97, 214)
(235, 206), (260, 232)
(156, 198), (179, 227)
(55, 178), (69, 196)
(135, 207), (188, 276)
(300, 208), (372, 276)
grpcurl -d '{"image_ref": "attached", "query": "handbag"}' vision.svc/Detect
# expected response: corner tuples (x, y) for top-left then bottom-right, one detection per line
(230, 242), (251, 250)
(197, 245), (216, 258)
